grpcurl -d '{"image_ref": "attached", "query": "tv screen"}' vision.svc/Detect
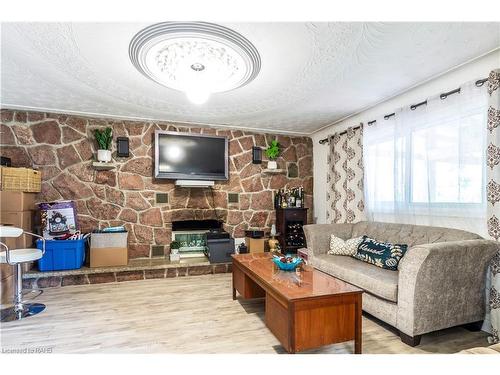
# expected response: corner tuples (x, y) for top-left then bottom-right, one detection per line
(154, 130), (228, 180)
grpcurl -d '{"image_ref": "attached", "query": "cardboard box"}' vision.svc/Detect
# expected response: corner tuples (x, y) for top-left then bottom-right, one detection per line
(0, 262), (13, 280)
(245, 237), (268, 253)
(90, 247), (128, 268)
(0, 191), (36, 212)
(1, 274), (14, 305)
(90, 232), (128, 267)
(0, 211), (34, 249)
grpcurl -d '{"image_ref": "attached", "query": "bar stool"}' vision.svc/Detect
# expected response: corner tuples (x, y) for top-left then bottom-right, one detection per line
(0, 226), (46, 322)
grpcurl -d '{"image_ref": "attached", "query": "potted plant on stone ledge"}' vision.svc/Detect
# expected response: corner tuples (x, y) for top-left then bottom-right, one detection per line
(94, 127), (113, 163)
(265, 140), (281, 169)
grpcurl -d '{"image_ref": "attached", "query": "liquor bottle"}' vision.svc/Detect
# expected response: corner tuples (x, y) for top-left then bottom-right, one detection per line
(295, 187), (302, 207)
(281, 189), (288, 208)
(301, 186), (305, 208)
(290, 188), (296, 207)
(274, 190), (280, 209)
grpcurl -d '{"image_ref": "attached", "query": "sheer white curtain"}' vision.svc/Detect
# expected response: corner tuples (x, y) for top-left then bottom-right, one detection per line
(364, 80), (488, 236)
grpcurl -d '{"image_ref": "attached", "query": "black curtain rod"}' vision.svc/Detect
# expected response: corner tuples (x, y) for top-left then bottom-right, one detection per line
(319, 125), (362, 144)
(319, 77), (488, 144)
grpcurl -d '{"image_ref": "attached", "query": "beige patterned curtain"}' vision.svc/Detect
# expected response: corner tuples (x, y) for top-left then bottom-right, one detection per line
(486, 69), (500, 344)
(326, 125), (366, 223)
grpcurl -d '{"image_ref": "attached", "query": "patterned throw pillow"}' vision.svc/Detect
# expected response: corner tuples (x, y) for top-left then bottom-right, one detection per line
(353, 236), (408, 271)
(329, 235), (364, 256)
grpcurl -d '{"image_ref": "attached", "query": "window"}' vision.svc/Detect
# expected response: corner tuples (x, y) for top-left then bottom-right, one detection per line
(363, 80), (488, 233)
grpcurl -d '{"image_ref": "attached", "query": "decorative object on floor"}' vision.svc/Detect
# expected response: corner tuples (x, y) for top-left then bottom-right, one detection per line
(129, 22), (261, 105)
(272, 254), (302, 271)
(328, 234), (363, 256)
(94, 127), (113, 162)
(353, 236), (408, 271)
(275, 207), (308, 253)
(303, 221), (498, 346)
(265, 139), (280, 169)
(326, 125), (366, 224)
(0, 226), (46, 322)
(486, 68), (500, 344)
(237, 242), (248, 254)
(252, 146), (262, 164)
(116, 136), (129, 158)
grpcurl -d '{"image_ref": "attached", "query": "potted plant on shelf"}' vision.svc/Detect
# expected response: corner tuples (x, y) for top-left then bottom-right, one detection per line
(94, 127), (113, 162)
(265, 140), (281, 169)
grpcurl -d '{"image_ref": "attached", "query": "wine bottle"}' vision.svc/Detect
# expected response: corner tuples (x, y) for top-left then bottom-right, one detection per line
(295, 187), (302, 207)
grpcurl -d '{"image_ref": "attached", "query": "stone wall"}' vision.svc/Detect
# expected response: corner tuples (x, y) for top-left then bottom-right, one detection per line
(0, 109), (314, 259)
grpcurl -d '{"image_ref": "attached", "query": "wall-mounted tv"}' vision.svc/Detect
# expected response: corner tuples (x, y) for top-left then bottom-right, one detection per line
(154, 130), (228, 181)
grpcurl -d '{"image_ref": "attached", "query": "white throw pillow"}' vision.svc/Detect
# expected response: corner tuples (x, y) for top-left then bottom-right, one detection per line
(328, 235), (363, 256)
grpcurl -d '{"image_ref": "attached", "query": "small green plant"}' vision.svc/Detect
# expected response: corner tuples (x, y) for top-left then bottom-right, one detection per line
(94, 127), (113, 150)
(170, 241), (181, 250)
(265, 140), (281, 160)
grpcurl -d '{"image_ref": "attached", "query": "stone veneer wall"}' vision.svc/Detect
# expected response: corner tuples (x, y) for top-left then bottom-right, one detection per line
(0, 109), (313, 259)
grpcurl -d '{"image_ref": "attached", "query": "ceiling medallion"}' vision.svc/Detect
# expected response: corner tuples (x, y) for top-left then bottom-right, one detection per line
(129, 22), (261, 104)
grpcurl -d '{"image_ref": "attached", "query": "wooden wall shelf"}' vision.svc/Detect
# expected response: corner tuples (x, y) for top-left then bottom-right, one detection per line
(262, 169), (286, 174)
(92, 162), (116, 171)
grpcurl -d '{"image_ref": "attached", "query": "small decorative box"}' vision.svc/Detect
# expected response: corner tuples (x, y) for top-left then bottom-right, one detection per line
(297, 248), (308, 262)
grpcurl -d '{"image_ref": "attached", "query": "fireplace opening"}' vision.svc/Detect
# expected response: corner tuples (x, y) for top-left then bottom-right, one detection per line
(172, 220), (223, 258)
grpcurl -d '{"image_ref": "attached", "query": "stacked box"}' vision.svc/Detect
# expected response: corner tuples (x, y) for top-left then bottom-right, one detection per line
(90, 232), (128, 267)
(0, 191), (37, 304)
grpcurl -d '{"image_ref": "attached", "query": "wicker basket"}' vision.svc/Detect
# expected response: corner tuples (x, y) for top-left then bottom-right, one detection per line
(0, 167), (41, 192)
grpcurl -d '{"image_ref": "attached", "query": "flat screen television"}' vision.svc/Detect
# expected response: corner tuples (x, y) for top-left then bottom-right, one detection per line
(154, 130), (228, 180)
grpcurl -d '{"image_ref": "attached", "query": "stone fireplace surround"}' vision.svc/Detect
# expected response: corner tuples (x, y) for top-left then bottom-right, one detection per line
(0, 109), (314, 263)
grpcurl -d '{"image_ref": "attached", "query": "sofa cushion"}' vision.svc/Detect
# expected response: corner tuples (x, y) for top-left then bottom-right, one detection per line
(328, 235), (363, 256)
(351, 221), (482, 247)
(313, 254), (399, 302)
(353, 236), (408, 271)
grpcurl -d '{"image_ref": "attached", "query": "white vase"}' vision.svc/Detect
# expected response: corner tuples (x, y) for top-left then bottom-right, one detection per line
(97, 149), (112, 163)
(267, 160), (277, 169)
(171, 248), (179, 255)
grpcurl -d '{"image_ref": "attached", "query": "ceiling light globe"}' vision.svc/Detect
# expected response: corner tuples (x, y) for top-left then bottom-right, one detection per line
(186, 89), (210, 105)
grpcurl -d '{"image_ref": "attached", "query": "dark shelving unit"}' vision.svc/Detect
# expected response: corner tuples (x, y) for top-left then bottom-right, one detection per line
(275, 208), (308, 254)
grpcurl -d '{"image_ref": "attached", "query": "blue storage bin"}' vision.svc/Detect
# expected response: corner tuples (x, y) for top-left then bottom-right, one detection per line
(37, 238), (85, 272)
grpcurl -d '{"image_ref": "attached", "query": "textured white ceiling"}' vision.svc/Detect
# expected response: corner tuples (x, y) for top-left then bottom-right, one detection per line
(1, 22), (499, 134)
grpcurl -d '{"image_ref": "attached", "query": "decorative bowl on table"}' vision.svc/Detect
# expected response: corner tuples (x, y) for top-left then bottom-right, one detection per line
(272, 254), (303, 271)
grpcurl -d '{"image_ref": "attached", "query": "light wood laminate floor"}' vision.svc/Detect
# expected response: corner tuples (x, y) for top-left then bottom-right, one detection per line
(0, 274), (490, 354)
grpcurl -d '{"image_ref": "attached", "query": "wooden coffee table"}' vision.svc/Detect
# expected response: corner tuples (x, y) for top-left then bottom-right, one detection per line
(232, 253), (363, 353)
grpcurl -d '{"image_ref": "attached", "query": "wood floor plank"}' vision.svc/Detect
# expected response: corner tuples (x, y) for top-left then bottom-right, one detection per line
(0, 274), (490, 354)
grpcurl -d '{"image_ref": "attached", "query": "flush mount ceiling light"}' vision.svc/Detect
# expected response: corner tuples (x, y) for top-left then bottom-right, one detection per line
(129, 22), (261, 104)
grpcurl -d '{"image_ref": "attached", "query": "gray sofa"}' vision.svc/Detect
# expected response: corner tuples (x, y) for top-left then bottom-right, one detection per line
(302, 221), (498, 346)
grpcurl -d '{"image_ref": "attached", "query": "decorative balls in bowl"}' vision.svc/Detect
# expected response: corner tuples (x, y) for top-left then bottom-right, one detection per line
(272, 255), (303, 271)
